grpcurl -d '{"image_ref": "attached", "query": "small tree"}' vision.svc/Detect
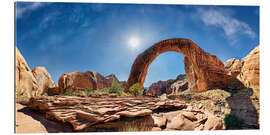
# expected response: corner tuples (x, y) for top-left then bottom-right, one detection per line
(128, 83), (143, 97)
(65, 88), (73, 96)
(109, 80), (123, 95)
(85, 87), (94, 96)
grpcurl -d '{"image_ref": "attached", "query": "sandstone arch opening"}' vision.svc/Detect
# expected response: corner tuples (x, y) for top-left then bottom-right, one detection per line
(126, 38), (228, 92)
(144, 52), (185, 87)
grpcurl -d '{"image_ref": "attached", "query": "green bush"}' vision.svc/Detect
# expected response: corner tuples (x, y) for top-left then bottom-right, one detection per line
(108, 80), (123, 95)
(65, 88), (73, 96)
(128, 83), (143, 97)
(224, 114), (243, 129)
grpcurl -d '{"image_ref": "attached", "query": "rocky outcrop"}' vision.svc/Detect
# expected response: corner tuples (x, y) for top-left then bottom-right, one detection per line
(58, 71), (119, 93)
(238, 46), (260, 88)
(27, 96), (187, 131)
(16, 47), (39, 101)
(148, 74), (188, 96)
(32, 67), (56, 95)
(16, 47), (58, 102)
(152, 110), (223, 131)
(171, 74), (188, 94)
(149, 79), (174, 96)
(224, 58), (244, 78)
(224, 45), (260, 89)
(224, 58), (245, 90)
(127, 38), (227, 92)
(27, 96), (224, 131)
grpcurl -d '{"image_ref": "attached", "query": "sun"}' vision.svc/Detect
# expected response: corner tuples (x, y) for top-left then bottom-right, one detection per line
(128, 36), (140, 49)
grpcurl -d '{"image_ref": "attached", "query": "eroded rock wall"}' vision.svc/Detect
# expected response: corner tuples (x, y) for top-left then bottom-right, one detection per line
(58, 71), (119, 93)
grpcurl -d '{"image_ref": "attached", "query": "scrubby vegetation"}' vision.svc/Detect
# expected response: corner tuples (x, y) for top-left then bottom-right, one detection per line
(108, 80), (124, 95)
(60, 81), (132, 97)
(64, 88), (73, 96)
(128, 83), (144, 97)
(224, 114), (243, 129)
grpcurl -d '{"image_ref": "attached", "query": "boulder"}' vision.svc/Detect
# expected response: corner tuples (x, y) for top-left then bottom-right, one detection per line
(58, 71), (119, 94)
(166, 113), (196, 130)
(32, 67), (56, 95)
(238, 46), (260, 87)
(203, 113), (224, 130)
(224, 58), (244, 78)
(224, 58), (245, 90)
(16, 47), (39, 102)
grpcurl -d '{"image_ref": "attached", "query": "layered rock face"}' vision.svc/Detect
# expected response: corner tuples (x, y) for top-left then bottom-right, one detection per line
(149, 80), (174, 96)
(224, 58), (245, 90)
(58, 71), (119, 93)
(171, 74), (188, 94)
(224, 45), (260, 89)
(148, 74), (188, 96)
(16, 47), (39, 99)
(127, 38), (227, 92)
(224, 58), (244, 78)
(32, 67), (56, 95)
(27, 96), (223, 131)
(238, 46), (260, 87)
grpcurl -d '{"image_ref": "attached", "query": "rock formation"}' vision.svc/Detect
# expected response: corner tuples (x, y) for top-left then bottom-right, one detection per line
(27, 96), (224, 131)
(148, 74), (188, 96)
(148, 80), (174, 96)
(58, 71), (119, 93)
(170, 74), (188, 94)
(16, 47), (39, 100)
(16, 47), (57, 102)
(127, 38), (227, 92)
(224, 58), (244, 78)
(238, 46), (260, 88)
(32, 67), (56, 95)
(224, 58), (245, 90)
(224, 45), (259, 89)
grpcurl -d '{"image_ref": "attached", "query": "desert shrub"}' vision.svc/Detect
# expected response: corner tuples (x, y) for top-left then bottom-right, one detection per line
(251, 86), (260, 99)
(128, 83), (143, 97)
(159, 93), (167, 100)
(65, 88), (73, 96)
(108, 80), (123, 95)
(224, 114), (243, 129)
(84, 87), (94, 96)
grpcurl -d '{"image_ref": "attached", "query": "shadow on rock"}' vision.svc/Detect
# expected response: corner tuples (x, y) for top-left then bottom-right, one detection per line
(18, 107), (73, 133)
(225, 88), (259, 129)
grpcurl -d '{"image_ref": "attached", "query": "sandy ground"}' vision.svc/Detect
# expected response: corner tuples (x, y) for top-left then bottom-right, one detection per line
(15, 103), (72, 133)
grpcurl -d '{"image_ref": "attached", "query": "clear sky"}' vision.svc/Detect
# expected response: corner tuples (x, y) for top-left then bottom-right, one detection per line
(15, 2), (259, 87)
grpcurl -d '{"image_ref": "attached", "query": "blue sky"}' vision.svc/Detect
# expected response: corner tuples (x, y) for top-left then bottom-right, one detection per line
(15, 2), (259, 87)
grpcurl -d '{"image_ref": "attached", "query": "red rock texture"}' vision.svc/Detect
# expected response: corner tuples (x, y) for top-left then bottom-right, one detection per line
(148, 74), (188, 96)
(237, 46), (260, 87)
(148, 79), (174, 96)
(127, 38), (227, 92)
(58, 71), (119, 93)
(27, 96), (224, 131)
(27, 96), (187, 131)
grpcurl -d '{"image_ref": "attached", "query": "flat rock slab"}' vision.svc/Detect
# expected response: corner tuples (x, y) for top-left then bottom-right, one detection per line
(27, 96), (187, 131)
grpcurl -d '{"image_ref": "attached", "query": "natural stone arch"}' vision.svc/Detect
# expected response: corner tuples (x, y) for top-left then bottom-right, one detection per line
(126, 38), (228, 92)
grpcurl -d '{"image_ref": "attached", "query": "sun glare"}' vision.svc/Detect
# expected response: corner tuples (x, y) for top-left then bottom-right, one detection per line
(128, 36), (140, 49)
